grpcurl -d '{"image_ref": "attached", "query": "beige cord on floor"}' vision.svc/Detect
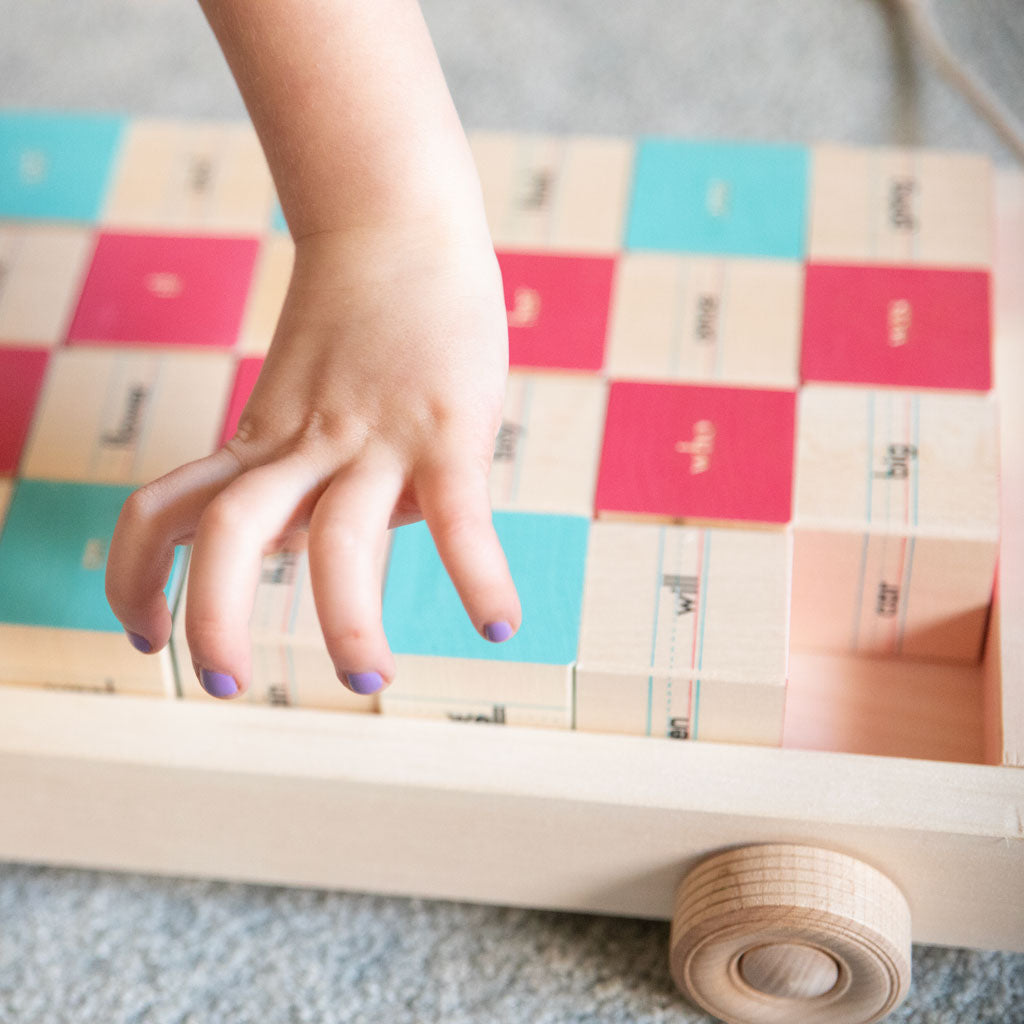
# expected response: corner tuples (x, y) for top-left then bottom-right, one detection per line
(897, 0), (1024, 161)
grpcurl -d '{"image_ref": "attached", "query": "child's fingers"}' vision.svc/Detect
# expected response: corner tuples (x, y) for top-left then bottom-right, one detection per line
(106, 448), (243, 654)
(415, 457), (521, 643)
(184, 457), (321, 699)
(307, 450), (404, 694)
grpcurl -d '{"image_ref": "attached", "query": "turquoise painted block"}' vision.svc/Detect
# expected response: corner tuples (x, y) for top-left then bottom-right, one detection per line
(0, 480), (184, 631)
(0, 111), (125, 221)
(626, 139), (810, 259)
(383, 512), (589, 664)
(271, 202), (289, 234)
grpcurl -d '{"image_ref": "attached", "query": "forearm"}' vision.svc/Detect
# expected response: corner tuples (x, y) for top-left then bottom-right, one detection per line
(198, 0), (486, 241)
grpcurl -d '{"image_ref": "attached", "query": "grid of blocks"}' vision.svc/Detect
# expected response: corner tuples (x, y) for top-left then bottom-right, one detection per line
(0, 112), (1000, 747)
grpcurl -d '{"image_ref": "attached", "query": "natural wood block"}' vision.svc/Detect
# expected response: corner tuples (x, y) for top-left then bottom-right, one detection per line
(470, 132), (633, 253)
(380, 514), (589, 727)
(801, 263), (991, 391)
(237, 235), (294, 354)
(792, 386), (999, 661)
(490, 372), (606, 516)
(67, 232), (260, 348)
(21, 347), (233, 484)
(0, 224), (94, 345)
(808, 144), (993, 268)
(605, 253), (802, 387)
(576, 522), (789, 745)
(172, 548), (378, 713)
(0, 479), (183, 696)
(497, 251), (615, 371)
(595, 381), (796, 526)
(103, 119), (276, 233)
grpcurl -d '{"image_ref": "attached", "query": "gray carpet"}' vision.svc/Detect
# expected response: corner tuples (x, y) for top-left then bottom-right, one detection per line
(2, 1), (1024, 1021)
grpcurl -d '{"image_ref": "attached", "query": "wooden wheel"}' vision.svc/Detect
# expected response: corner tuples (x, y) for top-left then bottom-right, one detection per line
(669, 845), (911, 1024)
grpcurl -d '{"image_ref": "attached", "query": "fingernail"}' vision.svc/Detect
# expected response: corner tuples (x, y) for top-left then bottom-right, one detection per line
(126, 631), (153, 654)
(345, 671), (384, 695)
(199, 669), (238, 699)
(484, 621), (514, 643)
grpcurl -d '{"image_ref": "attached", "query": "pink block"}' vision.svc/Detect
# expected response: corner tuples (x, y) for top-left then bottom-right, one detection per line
(801, 264), (991, 390)
(596, 381), (796, 524)
(0, 348), (50, 475)
(497, 251), (615, 371)
(68, 233), (260, 348)
(220, 356), (264, 446)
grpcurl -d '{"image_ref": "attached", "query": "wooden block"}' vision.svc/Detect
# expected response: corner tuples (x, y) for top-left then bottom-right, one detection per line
(575, 522), (789, 745)
(792, 386), (999, 661)
(605, 253), (802, 387)
(21, 347), (233, 484)
(626, 139), (810, 259)
(103, 119), (276, 233)
(595, 381), (795, 526)
(0, 111), (124, 221)
(380, 513), (589, 727)
(801, 263), (991, 390)
(0, 479), (182, 695)
(490, 372), (606, 516)
(0, 224), (94, 345)
(67, 232), (260, 348)
(0, 348), (49, 475)
(498, 251), (615, 371)
(237, 235), (294, 354)
(808, 144), (993, 268)
(469, 132), (633, 253)
(172, 547), (378, 713)
(986, 167), (1024, 767)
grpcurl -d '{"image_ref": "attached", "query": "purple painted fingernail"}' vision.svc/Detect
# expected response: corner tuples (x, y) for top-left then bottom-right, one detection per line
(345, 671), (384, 695)
(484, 621), (514, 643)
(126, 631), (152, 654)
(200, 669), (238, 699)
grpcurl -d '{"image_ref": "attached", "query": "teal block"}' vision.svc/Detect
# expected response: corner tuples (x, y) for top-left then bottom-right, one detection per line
(0, 480), (184, 631)
(0, 111), (125, 221)
(626, 138), (810, 259)
(383, 512), (590, 664)
(271, 202), (289, 234)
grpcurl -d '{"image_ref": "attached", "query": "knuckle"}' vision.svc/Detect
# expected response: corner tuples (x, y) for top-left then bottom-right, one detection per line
(118, 483), (164, 533)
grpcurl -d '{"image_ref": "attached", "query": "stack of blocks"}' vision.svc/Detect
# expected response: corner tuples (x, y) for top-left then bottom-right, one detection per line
(0, 113), (999, 747)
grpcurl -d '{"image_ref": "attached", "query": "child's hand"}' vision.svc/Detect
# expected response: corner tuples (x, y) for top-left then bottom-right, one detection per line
(105, 221), (521, 698)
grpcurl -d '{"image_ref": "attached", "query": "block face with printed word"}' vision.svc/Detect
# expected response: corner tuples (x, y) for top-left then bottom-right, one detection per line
(626, 138), (810, 260)
(791, 386), (999, 662)
(470, 132), (634, 254)
(801, 263), (991, 391)
(0, 479), (183, 695)
(808, 144), (992, 268)
(102, 119), (276, 235)
(497, 251), (615, 371)
(20, 347), (233, 485)
(381, 512), (589, 728)
(67, 232), (259, 348)
(489, 371), (607, 516)
(605, 253), (803, 388)
(595, 381), (796, 526)
(0, 111), (125, 221)
(171, 547), (379, 713)
(576, 522), (790, 746)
